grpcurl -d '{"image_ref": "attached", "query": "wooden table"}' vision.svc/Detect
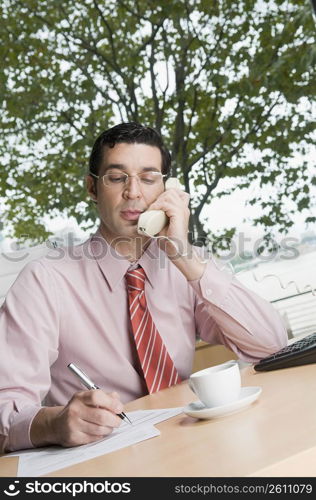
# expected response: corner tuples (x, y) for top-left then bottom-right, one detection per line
(1, 364), (316, 477)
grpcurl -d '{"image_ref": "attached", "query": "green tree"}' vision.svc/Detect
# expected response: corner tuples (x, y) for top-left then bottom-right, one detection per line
(0, 0), (315, 244)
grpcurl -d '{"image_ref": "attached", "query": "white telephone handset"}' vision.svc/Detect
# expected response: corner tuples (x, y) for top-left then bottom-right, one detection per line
(137, 177), (181, 237)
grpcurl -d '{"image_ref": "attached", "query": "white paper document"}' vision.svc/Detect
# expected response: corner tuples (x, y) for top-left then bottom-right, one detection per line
(4, 407), (183, 477)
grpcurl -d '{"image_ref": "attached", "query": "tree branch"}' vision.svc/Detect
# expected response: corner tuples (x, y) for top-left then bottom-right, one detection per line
(149, 36), (162, 132)
(92, 0), (119, 67)
(193, 94), (283, 218)
(135, 19), (165, 58)
(187, 95), (242, 171)
(116, 0), (159, 23)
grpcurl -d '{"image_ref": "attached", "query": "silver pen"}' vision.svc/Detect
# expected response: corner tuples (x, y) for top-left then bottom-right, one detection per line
(67, 362), (132, 425)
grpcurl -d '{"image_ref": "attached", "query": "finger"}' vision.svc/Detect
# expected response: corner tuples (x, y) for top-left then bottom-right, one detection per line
(78, 419), (118, 437)
(179, 191), (190, 204)
(70, 433), (108, 446)
(165, 189), (190, 204)
(149, 201), (190, 219)
(79, 390), (124, 414)
(80, 407), (122, 428)
(109, 391), (120, 401)
(150, 191), (189, 210)
(62, 425), (115, 447)
(80, 427), (114, 441)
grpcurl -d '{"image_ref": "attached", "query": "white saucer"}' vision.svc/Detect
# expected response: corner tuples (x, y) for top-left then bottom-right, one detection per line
(183, 386), (262, 419)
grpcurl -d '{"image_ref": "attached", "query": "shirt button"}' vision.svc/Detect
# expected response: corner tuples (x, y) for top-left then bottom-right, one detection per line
(205, 288), (212, 296)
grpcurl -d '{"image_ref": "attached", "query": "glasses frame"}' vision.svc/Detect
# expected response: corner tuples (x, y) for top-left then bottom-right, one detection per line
(89, 171), (167, 188)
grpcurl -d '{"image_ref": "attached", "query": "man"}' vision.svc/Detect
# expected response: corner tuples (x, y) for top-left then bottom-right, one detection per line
(0, 122), (287, 453)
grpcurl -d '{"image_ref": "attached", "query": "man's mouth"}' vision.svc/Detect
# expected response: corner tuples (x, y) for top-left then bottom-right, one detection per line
(120, 210), (144, 221)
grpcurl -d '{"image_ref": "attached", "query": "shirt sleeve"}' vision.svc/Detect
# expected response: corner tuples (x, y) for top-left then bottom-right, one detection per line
(0, 259), (59, 453)
(189, 256), (288, 362)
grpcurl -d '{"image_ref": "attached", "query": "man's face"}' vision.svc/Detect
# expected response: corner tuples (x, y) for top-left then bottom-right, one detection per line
(87, 142), (165, 242)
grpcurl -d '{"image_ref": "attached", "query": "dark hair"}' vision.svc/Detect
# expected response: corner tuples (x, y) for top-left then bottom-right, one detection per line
(89, 122), (171, 177)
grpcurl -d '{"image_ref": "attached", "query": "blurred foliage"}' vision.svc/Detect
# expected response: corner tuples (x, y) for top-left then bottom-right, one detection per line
(0, 0), (315, 246)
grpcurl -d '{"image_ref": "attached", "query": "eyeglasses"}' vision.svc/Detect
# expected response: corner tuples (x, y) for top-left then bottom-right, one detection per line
(89, 171), (166, 188)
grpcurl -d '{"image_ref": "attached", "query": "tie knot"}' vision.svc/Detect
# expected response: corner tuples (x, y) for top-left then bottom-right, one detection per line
(125, 266), (146, 292)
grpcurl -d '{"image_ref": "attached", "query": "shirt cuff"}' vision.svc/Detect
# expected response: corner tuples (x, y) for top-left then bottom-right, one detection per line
(188, 259), (233, 308)
(7, 405), (42, 452)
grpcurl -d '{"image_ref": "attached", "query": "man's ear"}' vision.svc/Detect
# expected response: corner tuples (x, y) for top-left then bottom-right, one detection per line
(86, 175), (98, 204)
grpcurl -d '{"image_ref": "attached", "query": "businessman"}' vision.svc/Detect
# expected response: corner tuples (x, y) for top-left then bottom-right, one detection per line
(0, 122), (287, 452)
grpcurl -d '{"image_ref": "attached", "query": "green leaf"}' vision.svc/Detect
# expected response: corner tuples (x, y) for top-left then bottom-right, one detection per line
(0, 0), (315, 243)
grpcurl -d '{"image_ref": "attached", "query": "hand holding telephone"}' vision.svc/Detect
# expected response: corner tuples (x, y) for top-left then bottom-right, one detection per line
(137, 177), (182, 237)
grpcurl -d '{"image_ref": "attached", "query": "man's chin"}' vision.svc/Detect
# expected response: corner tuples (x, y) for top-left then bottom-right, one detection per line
(124, 220), (138, 231)
(117, 222), (142, 240)
(124, 223), (151, 242)
(100, 220), (148, 242)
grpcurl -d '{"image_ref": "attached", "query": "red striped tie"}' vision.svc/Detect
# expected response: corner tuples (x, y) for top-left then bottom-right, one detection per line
(126, 266), (181, 393)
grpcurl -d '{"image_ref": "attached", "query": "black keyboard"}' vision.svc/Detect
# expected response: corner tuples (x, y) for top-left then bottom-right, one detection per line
(254, 332), (316, 371)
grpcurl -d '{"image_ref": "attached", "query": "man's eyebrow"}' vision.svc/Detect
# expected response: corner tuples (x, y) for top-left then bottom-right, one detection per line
(103, 164), (161, 173)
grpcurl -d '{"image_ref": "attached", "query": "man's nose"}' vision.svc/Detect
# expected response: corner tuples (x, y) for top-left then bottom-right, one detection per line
(122, 176), (142, 199)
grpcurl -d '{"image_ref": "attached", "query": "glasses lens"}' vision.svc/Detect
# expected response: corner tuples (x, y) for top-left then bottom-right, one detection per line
(102, 172), (163, 187)
(103, 173), (128, 186)
(138, 172), (163, 185)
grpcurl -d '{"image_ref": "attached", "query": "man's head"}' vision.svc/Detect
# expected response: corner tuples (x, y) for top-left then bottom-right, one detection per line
(86, 122), (171, 246)
(88, 122), (171, 180)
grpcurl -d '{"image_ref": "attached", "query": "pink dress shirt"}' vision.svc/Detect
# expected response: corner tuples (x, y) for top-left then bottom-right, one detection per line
(0, 231), (287, 452)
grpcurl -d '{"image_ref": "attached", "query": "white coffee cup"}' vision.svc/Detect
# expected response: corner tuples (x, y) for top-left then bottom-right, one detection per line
(188, 360), (241, 408)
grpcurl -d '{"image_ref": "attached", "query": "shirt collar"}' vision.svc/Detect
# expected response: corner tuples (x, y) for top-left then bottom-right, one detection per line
(89, 229), (163, 291)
